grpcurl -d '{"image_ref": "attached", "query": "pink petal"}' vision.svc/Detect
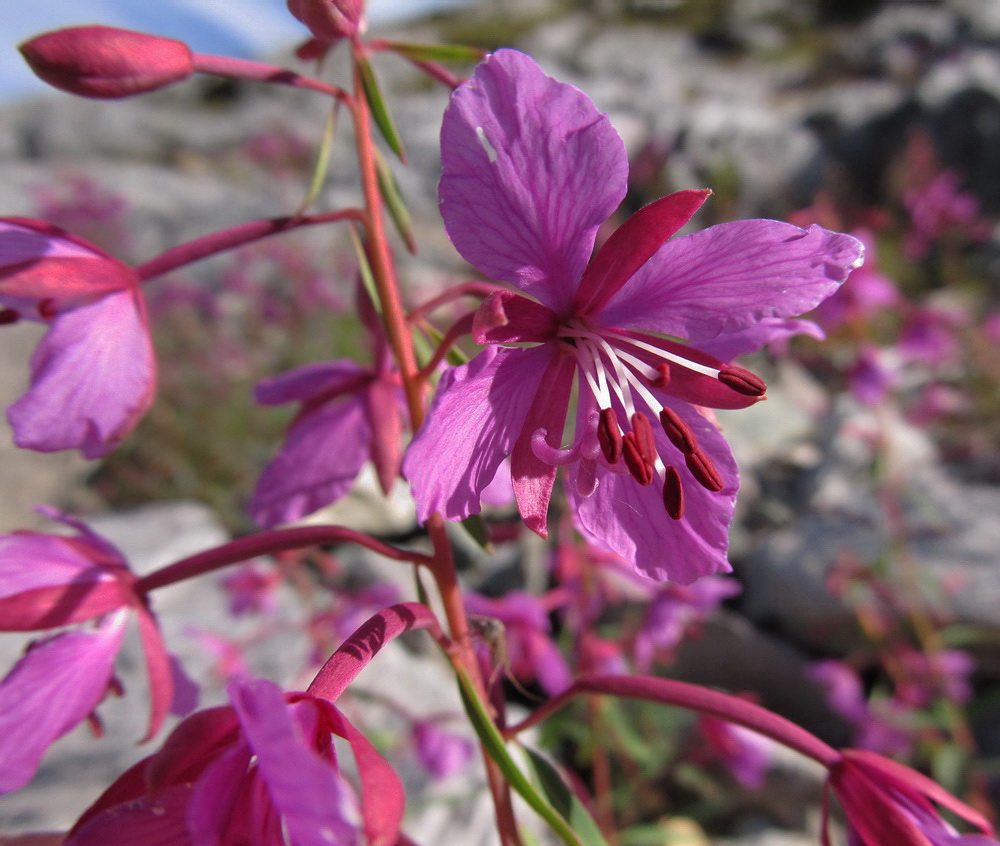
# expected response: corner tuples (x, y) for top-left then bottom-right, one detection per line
(595, 220), (864, 341)
(8, 289), (155, 458)
(364, 378), (404, 496)
(568, 402), (738, 583)
(0, 532), (130, 630)
(254, 360), (369, 406)
(135, 604), (173, 742)
(404, 344), (558, 523)
(0, 610), (127, 794)
(229, 679), (361, 846)
(250, 394), (370, 528)
(573, 190), (711, 316)
(697, 317), (825, 361)
(439, 49), (627, 315)
(472, 291), (560, 345)
(64, 783), (194, 846)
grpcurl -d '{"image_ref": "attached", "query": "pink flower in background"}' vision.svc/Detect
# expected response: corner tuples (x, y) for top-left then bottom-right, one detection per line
(633, 576), (740, 671)
(827, 749), (997, 845)
(903, 171), (989, 260)
(698, 713), (774, 789)
(412, 719), (474, 779)
(249, 358), (405, 528)
(0, 511), (177, 791)
(0, 218), (154, 458)
(848, 345), (897, 406)
(811, 229), (900, 331)
(66, 678), (367, 846)
(404, 49), (863, 583)
(465, 590), (572, 696)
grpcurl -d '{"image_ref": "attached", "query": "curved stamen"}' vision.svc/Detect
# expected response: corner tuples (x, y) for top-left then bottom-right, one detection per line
(531, 428), (581, 466)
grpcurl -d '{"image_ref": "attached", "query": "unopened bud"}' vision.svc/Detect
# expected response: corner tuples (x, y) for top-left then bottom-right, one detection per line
(20, 26), (194, 99)
(287, 0), (365, 43)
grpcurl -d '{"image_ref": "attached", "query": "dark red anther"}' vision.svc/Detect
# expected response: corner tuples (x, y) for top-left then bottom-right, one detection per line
(37, 298), (57, 321)
(630, 412), (657, 466)
(685, 449), (724, 492)
(622, 432), (654, 485)
(662, 465), (684, 520)
(597, 408), (623, 464)
(658, 407), (698, 455)
(649, 362), (671, 388)
(0, 308), (20, 325)
(718, 364), (766, 398)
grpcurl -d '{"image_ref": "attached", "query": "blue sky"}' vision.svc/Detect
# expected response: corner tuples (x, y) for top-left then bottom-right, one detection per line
(3, 0), (475, 101)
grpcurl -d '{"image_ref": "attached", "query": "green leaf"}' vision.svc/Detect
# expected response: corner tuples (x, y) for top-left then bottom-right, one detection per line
(357, 52), (405, 161)
(384, 41), (485, 64)
(459, 513), (492, 553)
(347, 224), (382, 318)
(455, 669), (584, 846)
(297, 104), (338, 215)
(522, 747), (609, 846)
(375, 147), (416, 254)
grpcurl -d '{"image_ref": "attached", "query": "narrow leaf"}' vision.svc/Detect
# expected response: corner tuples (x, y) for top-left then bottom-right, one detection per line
(357, 53), (405, 161)
(375, 147), (417, 253)
(455, 669), (582, 846)
(296, 103), (338, 216)
(384, 41), (485, 64)
(348, 223), (382, 318)
(522, 747), (609, 846)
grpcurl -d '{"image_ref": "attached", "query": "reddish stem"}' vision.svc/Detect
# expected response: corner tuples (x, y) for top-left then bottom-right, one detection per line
(133, 210), (365, 282)
(136, 526), (431, 594)
(407, 280), (501, 323)
(415, 313), (475, 382)
(504, 674), (841, 769)
(191, 53), (350, 101)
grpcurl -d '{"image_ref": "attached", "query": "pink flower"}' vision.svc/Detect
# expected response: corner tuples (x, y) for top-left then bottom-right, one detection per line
(903, 171), (988, 261)
(698, 713), (774, 789)
(0, 218), (154, 458)
(287, 0), (365, 43)
(811, 229), (900, 331)
(65, 678), (378, 846)
(826, 749), (997, 845)
(0, 512), (176, 791)
(404, 50), (863, 583)
(249, 359), (404, 528)
(412, 719), (474, 779)
(19, 26), (194, 100)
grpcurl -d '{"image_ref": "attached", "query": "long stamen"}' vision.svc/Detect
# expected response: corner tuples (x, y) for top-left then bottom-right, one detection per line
(603, 329), (721, 379)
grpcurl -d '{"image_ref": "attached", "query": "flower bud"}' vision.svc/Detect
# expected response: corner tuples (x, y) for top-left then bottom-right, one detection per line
(287, 0), (365, 43)
(19, 26), (194, 99)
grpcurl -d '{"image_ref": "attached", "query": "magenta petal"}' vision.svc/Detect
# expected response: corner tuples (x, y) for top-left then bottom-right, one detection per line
(0, 532), (130, 629)
(472, 291), (560, 344)
(184, 738), (255, 844)
(574, 189), (711, 316)
(0, 610), (127, 794)
(250, 395), (370, 528)
(229, 678), (361, 846)
(569, 404), (737, 583)
(65, 783), (194, 846)
(404, 344), (558, 523)
(596, 220), (864, 341)
(364, 378), (404, 496)
(439, 49), (627, 314)
(8, 289), (154, 458)
(254, 360), (369, 406)
(135, 604), (173, 742)
(697, 317), (824, 361)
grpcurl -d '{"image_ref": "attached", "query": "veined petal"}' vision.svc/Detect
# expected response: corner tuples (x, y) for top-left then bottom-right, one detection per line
(439, 49), (627, 314)
(573, 190), (711, 316)
(250, 395), (371, 528)
(404, 344), (558, 523)
(254, 360), (370, 406)
(229, 680), (361, 846)
(596, 220), (864, 341)
(8, 288), (155, 458)
(697, 317), (824, 361)
(568, 402), (737, 583)
(0, 610), (128, 794)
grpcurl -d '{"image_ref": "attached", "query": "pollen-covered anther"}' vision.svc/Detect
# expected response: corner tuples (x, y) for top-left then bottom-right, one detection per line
(630, 412), (657, 466)
(658, 407), (698, 455)
(622, 432), (654, 485)
(718, 364), (766, 397)
(685, 449), (724, 492)
(597, 407), (623, 464)
(0, 308), (20, 325)
(662, 465), (684, 520)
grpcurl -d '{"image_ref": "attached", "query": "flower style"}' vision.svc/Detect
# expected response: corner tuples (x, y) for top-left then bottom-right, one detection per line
(249, 358), (404, 528)
(404, 49), (864, 582)
(826, 749), (998, 845)
(0, 218), (154, 458)
(0, 511), (176, 792)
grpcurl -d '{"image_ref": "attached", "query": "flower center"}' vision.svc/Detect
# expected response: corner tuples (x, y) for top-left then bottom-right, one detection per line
(554, 319), (765, 520)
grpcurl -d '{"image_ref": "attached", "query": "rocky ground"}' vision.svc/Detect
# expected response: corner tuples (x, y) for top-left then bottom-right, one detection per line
(2, 0), (1000, 842)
